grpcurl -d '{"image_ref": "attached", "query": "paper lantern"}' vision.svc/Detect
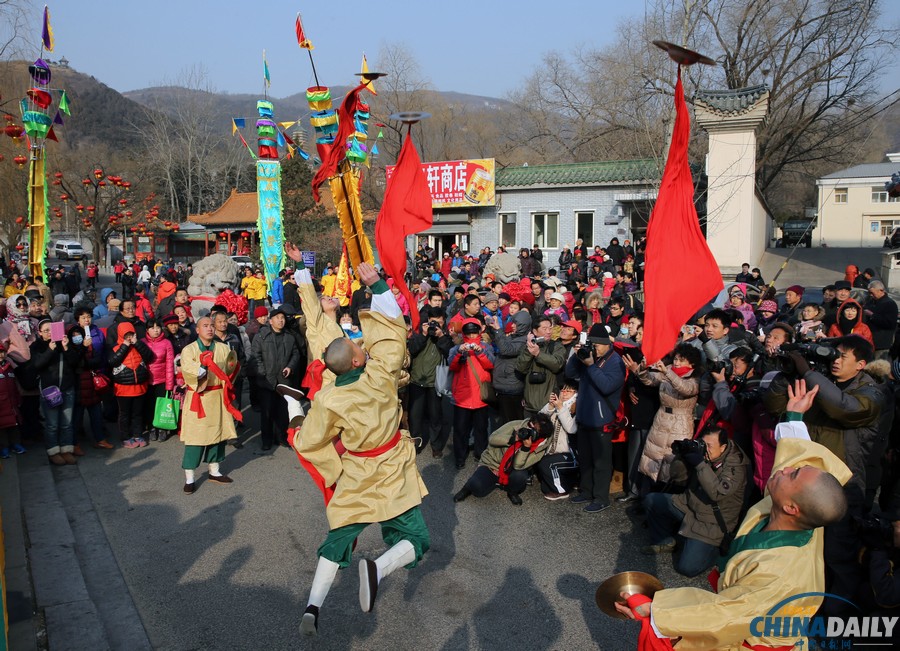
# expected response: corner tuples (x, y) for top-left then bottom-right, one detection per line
(93, 168), (103, 179)
(15, 216), (24, 224)
(54, 171), (63, 179)
(87, 205), (95, 213)
(13, 155), (27, 168)
(125, 210), (133, 217)
(4, 124), (23, 138)
(219, 232), (227, 238)
(122, 182), (131, 189)
(138, 222), (145, 228)
(98, 181), (106, 187)
(118, 198), (127, 206)
(60, 194), (69, 202)
(0, 154), (4, 162)
(15, 244), (24, 251)
(172, 225), (180, 232)
(82, 178), (91, 185)
(3, 114), (13, 122)
(75, 204), (84, 213)
(164, 220), (172, 227)
(241, 231), (250, 237)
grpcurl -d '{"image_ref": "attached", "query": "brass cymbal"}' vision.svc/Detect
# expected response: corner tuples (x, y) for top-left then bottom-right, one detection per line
(652, 40), (716, 66)
(595, 571), (664, 619)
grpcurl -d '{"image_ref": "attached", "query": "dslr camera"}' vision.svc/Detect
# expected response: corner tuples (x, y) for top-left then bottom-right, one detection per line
(426, 320), (441, 336)
(853, 513), (896, 549)
(709, 359), (733, 376)
(671, 438), (706, 457)
(515, 426), (537, 443)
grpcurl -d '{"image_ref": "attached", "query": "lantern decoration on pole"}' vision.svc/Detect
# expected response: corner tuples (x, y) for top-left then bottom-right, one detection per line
(13, 154), (27, 168)
(20, 6), (71, 277)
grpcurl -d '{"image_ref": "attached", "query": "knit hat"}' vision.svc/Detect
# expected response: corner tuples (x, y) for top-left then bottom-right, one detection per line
(758, 300), (778, 313)
(498, 292), (511, 302)
(834, 280), (851, 291)
(254, 306), (268, 318)
(162, 314), (179, 326)
(586, 323), (612, 344)
(483, 292), (499, 304)
(786, 285), (804, 296)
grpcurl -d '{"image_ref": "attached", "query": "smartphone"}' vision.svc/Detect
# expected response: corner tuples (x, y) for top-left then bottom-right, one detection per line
(50, 321), (65, 342)
(579, 332), (588, 345)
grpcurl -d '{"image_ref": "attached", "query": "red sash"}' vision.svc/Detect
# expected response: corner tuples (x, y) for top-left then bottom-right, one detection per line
(347, 431), (401, 457)
(301, 359), (326, 400)
(188, 350), (242, 423)
(625, 594), (674, 651)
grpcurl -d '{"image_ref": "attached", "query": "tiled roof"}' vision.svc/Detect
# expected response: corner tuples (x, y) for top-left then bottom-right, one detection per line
(188, 190), (257, 226)
(496, 159), (660, 188)
(694, 85), (768, 115)
(821, 162), (898, 180)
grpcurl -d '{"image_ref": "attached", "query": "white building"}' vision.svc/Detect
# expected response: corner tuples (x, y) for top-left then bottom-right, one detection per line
(815, 153), (900, 247)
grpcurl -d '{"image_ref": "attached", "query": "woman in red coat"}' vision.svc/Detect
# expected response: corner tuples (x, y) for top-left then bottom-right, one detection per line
(448, 318), (495, 469)
(825, 299), (874, 346)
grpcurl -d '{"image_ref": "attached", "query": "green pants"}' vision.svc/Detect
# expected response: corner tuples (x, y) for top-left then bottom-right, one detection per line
(318, 506), (430, 569)
(181, 442), (226, 469)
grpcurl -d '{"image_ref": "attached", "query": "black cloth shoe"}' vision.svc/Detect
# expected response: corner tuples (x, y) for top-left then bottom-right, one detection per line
(208, 474), (233, 484)
(183, 482), (196, 494)
(453, 487), (471, 503)
(276, 384), (307, 401)
(508, 492), (523, 506)
(228, 438), (243, 449)
(300, 605), (319, 636)
(359, 559), (378, 613)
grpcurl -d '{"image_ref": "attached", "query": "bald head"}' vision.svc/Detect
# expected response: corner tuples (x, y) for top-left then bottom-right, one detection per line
(323, 337), (367, 376)
(794, 471), (847, 529)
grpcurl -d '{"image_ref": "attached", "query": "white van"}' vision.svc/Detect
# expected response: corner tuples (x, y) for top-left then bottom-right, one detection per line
(54, 240), (84, 260)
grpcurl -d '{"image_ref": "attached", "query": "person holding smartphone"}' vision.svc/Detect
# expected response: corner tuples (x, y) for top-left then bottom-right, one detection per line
(31, 319), (82, 465)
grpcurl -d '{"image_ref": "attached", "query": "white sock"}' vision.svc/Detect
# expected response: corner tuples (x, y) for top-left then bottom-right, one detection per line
(285, 394), (304, 421)
(374, 540), (416, 583)
(307, 556), (339, 608)
(184, 469), (195, 484)
(208, 462), (222, 477)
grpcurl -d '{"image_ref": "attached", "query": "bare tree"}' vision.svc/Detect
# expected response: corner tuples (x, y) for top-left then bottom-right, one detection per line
(0, 0), (33, 61)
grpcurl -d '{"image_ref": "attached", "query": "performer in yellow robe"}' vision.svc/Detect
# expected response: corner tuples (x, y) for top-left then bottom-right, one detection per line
(179, 316), (240, 494)
(617, 381), (852, 650)
(293, 262), (429, 637)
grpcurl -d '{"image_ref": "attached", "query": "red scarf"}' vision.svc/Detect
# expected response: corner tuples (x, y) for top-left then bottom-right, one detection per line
(670, 366), (692, 377)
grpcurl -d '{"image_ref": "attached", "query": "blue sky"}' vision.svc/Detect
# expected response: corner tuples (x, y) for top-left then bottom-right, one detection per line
(31, 2), (646, 98)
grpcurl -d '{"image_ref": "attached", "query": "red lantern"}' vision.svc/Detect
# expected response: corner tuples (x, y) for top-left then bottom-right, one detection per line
(15, 244), (24, 251)
(164, 220), (172, 227)
(138, 222), (145, 228)
(219, 232), (227, 238)
(108, 215), (118, 223)
(75, 204), (84, 213)
(93, 168), (103, 179)
(173, 225), (180, 232)
(125, 210), (133, 217)
(82, 178), (91, 185)
(54, 171), (63, 179)
(87, 206), (95, 213)
(241, 231), (250, 237)
(4, 124), (23, 138)
(15, 216), (24, 224)
(118, 198), (127, 206)
(60, 194), (69, 202)
(51, 179), (61, 185)
(13, 155), (27, 168)
(82, 219), (92, 228)
(122, 182), (131, 190)
(3, 114), (13, 122)
(98, 181), (106, 187)
(0, 154), (4, 162)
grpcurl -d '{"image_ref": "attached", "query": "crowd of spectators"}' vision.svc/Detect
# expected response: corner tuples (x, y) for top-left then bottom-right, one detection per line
(1, 240), (898, 621)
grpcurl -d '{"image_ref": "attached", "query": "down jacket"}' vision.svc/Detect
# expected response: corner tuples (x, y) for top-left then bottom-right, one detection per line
(637, 365), (700, 482)
(490, 311), (531, 395)
(448, 334), (495, 410)
(144, 333), (175, 391)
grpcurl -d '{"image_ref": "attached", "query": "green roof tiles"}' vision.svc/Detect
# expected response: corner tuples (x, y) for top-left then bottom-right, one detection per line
(694, 85), (769, 115)
(496, 159), (661, 188)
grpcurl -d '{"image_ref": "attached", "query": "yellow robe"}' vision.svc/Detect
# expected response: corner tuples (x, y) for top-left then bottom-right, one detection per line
(296, 269), (343, 387)
(294, 306), (427, 530)
(180, 340), (237, 446)
(320, 274), (336, 297)
(650, 437), (852, 650)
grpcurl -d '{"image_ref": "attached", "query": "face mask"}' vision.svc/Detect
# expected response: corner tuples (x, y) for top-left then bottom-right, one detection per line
(620, 325), (629, 336)
(72, 335), (84, 345)
(341, 323), (353, 331)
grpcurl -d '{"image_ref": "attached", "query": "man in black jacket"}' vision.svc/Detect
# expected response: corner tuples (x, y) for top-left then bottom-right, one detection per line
(864, 280), (898, 360)
(407, 307), (453, 456)
(250, 307), (301, 450)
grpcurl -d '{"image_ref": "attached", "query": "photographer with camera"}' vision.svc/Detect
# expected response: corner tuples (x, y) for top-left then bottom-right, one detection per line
(486, 310), (532, 425)
(764, 334), (884, 616)
(453, 413), (554, 506)
(516, 316), (567, 419)
(448, 319), (495, 469)
(640, 424), (749, 577)
(565, 323), (626, 513)
(407, 307), (454, 457)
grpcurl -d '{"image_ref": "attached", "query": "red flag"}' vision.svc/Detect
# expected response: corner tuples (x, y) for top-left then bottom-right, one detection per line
(311, 83), (366, 202)
(295, 13), (314, 50)
(642, 68), (723, 364)
(375, 133), (433, 330)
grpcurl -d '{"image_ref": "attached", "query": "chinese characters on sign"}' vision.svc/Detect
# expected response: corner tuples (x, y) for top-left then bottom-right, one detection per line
(387, 158), (495, 208)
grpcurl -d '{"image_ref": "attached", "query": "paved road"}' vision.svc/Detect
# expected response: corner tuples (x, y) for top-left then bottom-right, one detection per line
(54, 395), (705, 651)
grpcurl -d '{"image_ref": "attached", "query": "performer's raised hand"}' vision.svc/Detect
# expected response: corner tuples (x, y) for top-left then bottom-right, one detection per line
(284, 241), (303, 263)
(357, 262), (380, 287)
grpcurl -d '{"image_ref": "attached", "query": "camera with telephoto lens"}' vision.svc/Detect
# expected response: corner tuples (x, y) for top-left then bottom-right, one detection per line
(515, 426), (537, 443)
(776, 342), (840, 373)
(426, 320), (441, 336)
(853, 513), (896, 549)
(671, 438), (706, 457)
